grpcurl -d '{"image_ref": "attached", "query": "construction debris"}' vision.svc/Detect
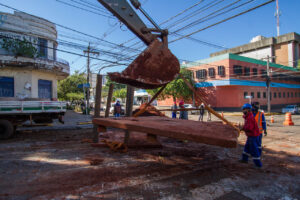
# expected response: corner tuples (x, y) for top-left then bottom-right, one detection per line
(109, 39), (180, 89)
(132, 103), (166, 117)
(93, 116), (238, 148)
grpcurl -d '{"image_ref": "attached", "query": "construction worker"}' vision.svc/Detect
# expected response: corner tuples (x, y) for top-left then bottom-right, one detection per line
(240, 103), (262, 168)
(198, 103), (205, 121)
(252, 102), (267, 154)
(171, 101), (177, 119)
(179, 100), (188, 120)
(114, 100), (122, 117)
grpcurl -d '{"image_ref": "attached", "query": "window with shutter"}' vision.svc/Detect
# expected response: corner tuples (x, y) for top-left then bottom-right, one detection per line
(253, 68), (258, 76)
(196, 69), (207, 79)
(233, 65), (243, 75)
(0, 77), (14, 97)
(244, 67), (250, 76)
(208, 68), (215, 77)
(217, 66), (225, 76)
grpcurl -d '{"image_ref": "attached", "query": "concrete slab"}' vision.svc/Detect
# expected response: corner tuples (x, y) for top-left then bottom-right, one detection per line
(93, 116), (238, 148)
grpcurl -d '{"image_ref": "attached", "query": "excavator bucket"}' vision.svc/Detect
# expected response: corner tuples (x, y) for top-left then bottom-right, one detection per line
(108, 39), (180, 89)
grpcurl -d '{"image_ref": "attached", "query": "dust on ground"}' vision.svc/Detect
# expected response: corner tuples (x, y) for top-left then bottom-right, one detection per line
(0, 113), (299, 200)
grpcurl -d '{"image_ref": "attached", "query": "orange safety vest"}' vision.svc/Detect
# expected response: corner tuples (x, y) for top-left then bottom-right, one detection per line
(254, 111), (263, 134)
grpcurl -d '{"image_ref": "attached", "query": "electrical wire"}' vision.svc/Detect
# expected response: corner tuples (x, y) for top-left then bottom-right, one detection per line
(166, 0), (226, 29)
(169, 0), (275, 43)
(172, 0), (252, 33)
(0, 2), (141, 52)
(67, 0), (112, 15)
(117, 0), (226, 51)
(0, 18), (136, 65)
(55, 0), (113, 18)
(0, 34), (129, 66)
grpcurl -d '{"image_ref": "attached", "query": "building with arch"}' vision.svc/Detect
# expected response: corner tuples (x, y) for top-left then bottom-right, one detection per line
(0, 11), (69, 100)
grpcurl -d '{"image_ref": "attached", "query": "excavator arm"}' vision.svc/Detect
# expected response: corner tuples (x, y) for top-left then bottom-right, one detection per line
(98, 0), (180, 89)
(98, 0), (156, 45)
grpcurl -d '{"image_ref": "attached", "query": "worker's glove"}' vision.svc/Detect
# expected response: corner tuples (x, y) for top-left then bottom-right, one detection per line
(264, 130), (267, 136)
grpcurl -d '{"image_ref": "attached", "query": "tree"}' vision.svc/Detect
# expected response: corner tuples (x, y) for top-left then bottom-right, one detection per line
(164, 68), (194, 101)
(113, 88), (127, 102)
(66, 92), (84, 102)
(105, 76), (126, 90)
(58, 71), (87, 101)
(147, 68), (194, 102)
(0, 37), (38, 58)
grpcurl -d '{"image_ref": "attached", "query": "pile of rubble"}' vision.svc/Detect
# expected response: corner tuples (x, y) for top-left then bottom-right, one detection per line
(132, 103), (166, 117)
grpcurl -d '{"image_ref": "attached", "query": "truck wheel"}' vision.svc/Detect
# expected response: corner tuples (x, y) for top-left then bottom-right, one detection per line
(0, 120), (14, 139)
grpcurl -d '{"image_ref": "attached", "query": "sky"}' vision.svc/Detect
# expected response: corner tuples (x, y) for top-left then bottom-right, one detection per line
(0, 0), (300, 75)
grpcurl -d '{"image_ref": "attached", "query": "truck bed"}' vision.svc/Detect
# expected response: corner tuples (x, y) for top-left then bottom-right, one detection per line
(0, 101), (66, 114)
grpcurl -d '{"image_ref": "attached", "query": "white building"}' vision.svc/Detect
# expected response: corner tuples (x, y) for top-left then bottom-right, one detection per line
(0, 11), (69, 100)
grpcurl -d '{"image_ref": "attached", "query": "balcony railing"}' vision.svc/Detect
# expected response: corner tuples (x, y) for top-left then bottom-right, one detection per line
(0, 52), (69, 66)
(37, 55), (69, 66)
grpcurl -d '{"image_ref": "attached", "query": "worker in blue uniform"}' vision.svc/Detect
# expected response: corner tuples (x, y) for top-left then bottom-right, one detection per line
(240, 103), (262, 168)
(252, 102), (267, 154)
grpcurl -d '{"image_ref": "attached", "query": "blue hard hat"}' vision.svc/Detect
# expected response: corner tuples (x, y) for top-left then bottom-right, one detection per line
(242, 103), (252, 110)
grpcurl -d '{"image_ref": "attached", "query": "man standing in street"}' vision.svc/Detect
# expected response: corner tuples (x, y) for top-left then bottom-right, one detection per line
(179, 100), (188, 120)
(252, 102), (267, 154)
(207, 104), (212, 121)
(198, 103), (205, 122)
(171, 102), (177, 119)
(114, 100), (122, 117)
(240, 103), (262, 168)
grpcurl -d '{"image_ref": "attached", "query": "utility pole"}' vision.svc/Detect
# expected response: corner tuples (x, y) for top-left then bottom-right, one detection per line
(275, 0), (280, 37)
(262, 55), (275, 113)
(126, 86), (134, 116)
(84, 43), (99, 111)
(266, 55), (271, 113)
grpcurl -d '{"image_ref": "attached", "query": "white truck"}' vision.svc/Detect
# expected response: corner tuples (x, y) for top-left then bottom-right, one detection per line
(0, 101), (66, 139)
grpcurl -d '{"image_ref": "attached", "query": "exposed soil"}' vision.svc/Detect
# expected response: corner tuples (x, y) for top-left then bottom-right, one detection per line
(108, 39), (180, 89)
(0, 114), (299, 200)
(132, 104), (166, 117)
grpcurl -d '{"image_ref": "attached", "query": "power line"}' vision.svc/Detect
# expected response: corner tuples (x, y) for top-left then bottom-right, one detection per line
(67, 0), (112, 15)
(55, 0), (113, 18)
(166, 0), (226, 29)
(172, 33), (226, 49)
(58, 39), (136, 61)
(172, 0), (248, 33)
(0, 34), (129, 66)
(0, 2), (140, 52)
(0, 17), (136, 63)
(117, 0), (226, 51)
(170, 0), (275, 43)
(160, 0), (205, 26)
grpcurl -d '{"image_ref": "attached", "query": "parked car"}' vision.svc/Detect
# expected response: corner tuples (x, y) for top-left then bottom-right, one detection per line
(282, 105), (299, 114)
(184, 104), (198, 115)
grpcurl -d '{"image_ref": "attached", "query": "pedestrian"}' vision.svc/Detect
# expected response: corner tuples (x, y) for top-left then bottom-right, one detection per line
(114, 100), (122, 117)
(207, 104), (211, 121)
(240, 103), (262, 168)
(198, 103), (205, 121)
(171, 102), (177, 119)
(252, 102), (267, 155)
(179, 100), (188, 120)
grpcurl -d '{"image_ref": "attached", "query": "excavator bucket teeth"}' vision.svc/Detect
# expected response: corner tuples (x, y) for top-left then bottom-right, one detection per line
(108, 39), (180, 89)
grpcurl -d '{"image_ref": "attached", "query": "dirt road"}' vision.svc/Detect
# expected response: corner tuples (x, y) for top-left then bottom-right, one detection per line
(0, 113), (299, 200)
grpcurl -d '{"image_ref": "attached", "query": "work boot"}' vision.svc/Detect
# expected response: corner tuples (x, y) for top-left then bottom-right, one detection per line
(253, 159), (262, 168)
(239, 159), (248, 164)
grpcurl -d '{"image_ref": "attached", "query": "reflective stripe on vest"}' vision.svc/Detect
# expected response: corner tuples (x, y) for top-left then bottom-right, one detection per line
(254, 112), (263, 134)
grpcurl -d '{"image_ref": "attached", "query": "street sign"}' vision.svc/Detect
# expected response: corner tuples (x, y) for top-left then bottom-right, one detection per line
(77, 83), (90, 89)
(245, 96), (252, 99)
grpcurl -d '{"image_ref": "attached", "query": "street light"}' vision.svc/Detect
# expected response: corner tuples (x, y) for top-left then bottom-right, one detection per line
(98, 64), (120, 74)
